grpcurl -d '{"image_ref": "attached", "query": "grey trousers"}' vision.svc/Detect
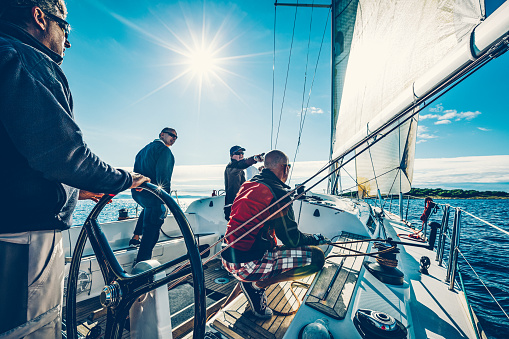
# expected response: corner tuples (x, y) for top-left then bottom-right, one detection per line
(0, 230), (63, 338)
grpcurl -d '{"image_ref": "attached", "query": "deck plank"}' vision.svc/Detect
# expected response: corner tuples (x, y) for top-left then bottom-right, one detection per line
(306, 232), (369, 319)
(212, 272), (316, 339)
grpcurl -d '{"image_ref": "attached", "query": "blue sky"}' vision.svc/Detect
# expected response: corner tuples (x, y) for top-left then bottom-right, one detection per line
(62, 0), (509, 190)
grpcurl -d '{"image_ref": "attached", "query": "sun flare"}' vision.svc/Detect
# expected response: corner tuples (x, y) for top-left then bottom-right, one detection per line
(188, 48), (217, 76)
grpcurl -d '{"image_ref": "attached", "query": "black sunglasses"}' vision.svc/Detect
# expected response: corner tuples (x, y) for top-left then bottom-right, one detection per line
(43, 11), (71, 38)
(233, 151), (244, 155)
(164, 131), (178, 139)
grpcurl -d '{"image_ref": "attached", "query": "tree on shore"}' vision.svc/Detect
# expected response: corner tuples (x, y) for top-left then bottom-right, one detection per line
(408, 188), (509, 198)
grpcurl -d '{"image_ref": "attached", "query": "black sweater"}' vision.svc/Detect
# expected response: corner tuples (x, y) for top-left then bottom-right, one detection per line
(0, 21), (132, 233)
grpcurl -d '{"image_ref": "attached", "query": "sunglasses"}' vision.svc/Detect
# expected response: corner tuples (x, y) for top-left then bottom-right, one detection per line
(283, 163), (291, 168)
(43, 11), (71, 39)
(233, 151), (244, 156)
(164, 131), (178, 139)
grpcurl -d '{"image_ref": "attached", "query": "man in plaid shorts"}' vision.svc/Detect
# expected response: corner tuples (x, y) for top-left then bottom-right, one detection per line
(221, 150), (328, 319)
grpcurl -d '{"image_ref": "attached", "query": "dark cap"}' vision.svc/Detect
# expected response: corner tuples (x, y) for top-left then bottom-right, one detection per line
(230, 145), (246, 156)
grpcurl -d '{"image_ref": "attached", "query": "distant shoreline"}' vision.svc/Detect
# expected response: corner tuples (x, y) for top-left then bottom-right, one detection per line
(408, 188), (509, 200)
(409, 196), (509, 200)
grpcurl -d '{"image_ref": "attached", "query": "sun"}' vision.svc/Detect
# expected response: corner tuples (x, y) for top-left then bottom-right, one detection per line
(117, 4), (264, 109)
(188, 47), (218, 77)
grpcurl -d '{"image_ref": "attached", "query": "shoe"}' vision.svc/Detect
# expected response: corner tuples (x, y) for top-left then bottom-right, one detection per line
(240, 281), (273, 319)
(129, 237), (141, 247)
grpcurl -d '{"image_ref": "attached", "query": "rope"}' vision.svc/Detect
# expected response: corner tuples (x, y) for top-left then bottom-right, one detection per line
(274, 0), (299, 148)
(326, 240), (399, 268)
(457, 249), (509, 320)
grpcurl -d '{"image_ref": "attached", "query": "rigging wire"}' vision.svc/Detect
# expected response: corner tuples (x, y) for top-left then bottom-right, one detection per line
(274, 0), (299, 148)
(165, 34), (504, 289)
(271, 1), (277, 149)
(366, 134), (382, 199)
(381, 170), (401, 210)
(291, 0), (314, 180)
(289, 6), (331, 182)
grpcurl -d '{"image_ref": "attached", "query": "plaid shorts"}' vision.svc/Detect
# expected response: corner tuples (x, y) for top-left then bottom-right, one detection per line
(222, 246), (313, 282)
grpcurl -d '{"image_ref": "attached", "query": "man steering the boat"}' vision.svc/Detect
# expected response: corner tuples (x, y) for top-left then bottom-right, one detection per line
(0, 1), (149, 337)
(224, 145), (265, 220)
(221, 150), (328, 319)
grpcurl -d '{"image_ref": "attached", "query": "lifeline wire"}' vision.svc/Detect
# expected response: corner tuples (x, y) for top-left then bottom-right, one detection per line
(457, 249), (509, 320)
(462, 209), (509, 237)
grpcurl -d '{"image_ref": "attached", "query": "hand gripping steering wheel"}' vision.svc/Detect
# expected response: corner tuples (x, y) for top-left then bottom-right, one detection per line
(66, 182), (206, 339)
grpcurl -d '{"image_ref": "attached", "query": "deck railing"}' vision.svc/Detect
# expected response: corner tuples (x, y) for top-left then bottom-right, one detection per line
(397, 197), (509, 333)
(366, 195), (509, 336)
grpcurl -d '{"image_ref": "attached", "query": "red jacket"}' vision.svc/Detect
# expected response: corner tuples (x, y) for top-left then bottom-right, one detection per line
(221, 169), (318, 263)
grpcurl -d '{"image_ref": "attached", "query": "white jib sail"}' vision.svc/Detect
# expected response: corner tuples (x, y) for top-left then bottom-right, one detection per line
(331, 0), (484, 196)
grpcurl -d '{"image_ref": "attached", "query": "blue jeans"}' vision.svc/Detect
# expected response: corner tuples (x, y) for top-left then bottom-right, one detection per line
(132, 190), (168, 262)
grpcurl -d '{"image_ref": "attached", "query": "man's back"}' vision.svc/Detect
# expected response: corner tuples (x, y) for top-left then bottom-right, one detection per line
(134, 139), (174, 193)
(224, 158), (256, 206)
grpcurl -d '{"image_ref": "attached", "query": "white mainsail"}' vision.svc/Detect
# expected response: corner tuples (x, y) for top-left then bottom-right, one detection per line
(331, 0), (484, 196)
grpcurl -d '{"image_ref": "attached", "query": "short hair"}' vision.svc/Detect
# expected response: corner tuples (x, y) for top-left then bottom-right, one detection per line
(264, 150), (288, 170)
(0, 0), (67, 26)
(160, 127), (175, 135)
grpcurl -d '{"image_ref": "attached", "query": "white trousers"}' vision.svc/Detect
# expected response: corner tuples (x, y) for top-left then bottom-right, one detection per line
(0, 230), (63, 338)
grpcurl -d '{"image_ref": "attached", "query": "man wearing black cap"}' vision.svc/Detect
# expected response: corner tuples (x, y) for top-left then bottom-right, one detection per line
(224, 146), (264, 220)
(130, 127), (178, 264)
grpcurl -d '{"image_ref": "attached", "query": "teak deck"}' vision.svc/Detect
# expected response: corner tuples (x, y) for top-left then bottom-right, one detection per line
(212, 231), (369, 338)
(212, 273), (316, 339)
(306, 231), (369, 319)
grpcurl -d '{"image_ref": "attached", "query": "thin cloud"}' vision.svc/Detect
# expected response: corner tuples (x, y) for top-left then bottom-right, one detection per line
(435, 120), (451, 125)
(478, 127), (491, 131)
(428, 104), (444, 112)
(309, 107), (324, 114)
(421, 109), (481, 124)
(417, 125), (437, 140)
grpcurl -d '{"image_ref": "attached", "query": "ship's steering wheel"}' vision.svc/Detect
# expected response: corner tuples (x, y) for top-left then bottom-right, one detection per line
(66, 183), (206, 339)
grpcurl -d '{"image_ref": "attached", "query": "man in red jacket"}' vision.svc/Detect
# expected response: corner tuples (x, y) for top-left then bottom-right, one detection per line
(221, 150), (328, 319)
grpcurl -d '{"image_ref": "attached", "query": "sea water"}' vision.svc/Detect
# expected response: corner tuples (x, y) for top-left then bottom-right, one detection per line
(73, 195), (509, 339)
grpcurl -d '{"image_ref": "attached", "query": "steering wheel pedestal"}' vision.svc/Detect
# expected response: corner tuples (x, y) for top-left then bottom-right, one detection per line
(129, 260), (172, 338)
